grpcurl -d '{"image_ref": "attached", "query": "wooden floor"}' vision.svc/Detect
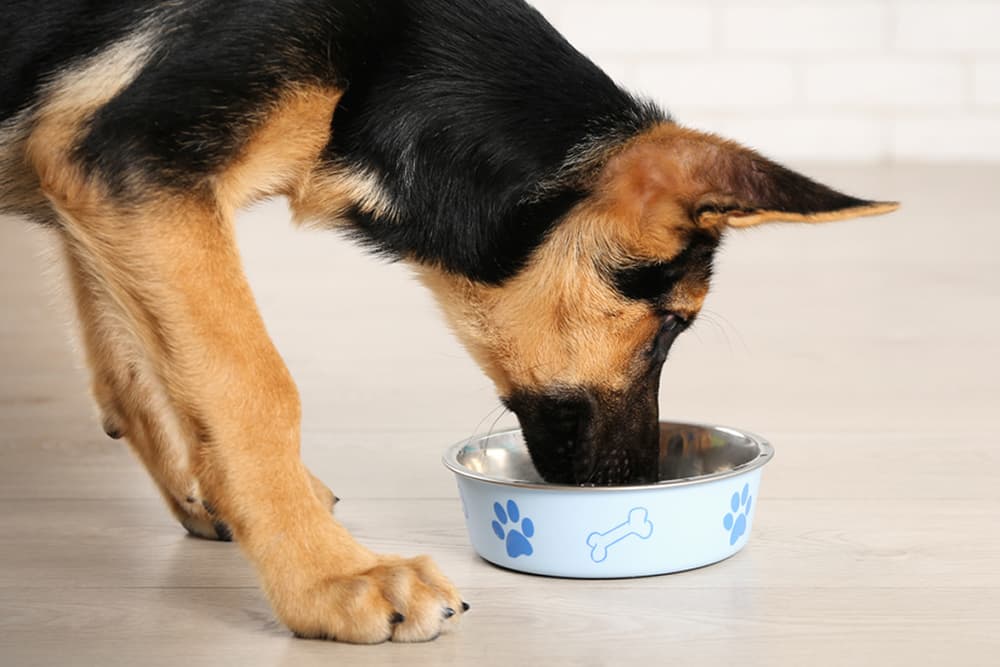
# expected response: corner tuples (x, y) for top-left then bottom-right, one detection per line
(1, 165), (997, 666)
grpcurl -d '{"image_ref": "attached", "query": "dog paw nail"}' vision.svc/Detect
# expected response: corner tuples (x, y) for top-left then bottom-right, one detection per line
(443, 607), (456, 619)
(212, 521), (233, 542)
(333, 495), (341, 504)
(390, 612), (405, 625)
(461, 601), (471, 612)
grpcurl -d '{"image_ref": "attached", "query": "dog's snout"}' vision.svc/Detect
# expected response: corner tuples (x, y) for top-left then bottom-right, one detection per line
(506, 386), (659, 486)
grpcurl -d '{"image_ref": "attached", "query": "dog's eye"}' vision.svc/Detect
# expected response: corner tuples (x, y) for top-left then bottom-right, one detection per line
(648, 313), (686, 361)
(660, 314), (683, 335)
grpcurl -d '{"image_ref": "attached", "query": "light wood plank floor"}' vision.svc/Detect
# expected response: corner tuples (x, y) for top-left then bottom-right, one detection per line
(1, 165), (997, 666)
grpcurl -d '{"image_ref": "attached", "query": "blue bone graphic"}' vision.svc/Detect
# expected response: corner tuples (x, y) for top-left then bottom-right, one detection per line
(586, 507), (654, 563)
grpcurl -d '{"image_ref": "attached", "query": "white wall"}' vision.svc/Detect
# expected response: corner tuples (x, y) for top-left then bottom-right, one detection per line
(529, 0), (1000, 163)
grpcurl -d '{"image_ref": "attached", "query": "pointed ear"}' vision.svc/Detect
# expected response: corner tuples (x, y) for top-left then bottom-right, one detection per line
(694, 146), (901, 229)
(612, 124), (900, 230)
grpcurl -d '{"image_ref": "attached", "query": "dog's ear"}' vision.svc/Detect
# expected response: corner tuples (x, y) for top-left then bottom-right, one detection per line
(685, 131), (900, 229)
(603, 125), (899, 233)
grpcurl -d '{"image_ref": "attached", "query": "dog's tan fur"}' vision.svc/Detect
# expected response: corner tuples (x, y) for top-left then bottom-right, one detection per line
(722, 202), (901, 228)
(215, 87), (343, 211)
(291, 164), (399, 228)
(418, 124), (897, 400)
(417, 211), (670, 396)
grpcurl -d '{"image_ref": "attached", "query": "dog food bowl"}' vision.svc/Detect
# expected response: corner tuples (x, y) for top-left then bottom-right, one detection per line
(443, 422), (773, 578)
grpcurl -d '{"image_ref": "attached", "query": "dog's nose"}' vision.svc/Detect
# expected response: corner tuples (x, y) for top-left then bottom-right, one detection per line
(506, 386), (660, 486)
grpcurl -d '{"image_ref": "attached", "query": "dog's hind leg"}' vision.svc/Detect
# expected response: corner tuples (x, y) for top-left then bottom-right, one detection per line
(61, 231), (338, 540)
(61, 234), (236, 539)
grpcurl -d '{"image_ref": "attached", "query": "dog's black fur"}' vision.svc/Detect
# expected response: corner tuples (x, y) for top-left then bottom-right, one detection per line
(3, 0), (665, 284)
(611, 231), (720, 304)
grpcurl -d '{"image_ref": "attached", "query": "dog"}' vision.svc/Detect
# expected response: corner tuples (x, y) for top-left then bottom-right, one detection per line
(1, 0), (898, 644)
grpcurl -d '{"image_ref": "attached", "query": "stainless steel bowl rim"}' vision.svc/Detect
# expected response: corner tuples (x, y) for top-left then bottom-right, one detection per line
(442, 422), (775, 492)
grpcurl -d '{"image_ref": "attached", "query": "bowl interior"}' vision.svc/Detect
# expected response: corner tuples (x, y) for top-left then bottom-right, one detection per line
(449, 422), (770, 488)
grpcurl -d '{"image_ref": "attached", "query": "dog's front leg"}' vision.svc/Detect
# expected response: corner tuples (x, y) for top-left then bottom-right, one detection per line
(49, 189), (463, 643)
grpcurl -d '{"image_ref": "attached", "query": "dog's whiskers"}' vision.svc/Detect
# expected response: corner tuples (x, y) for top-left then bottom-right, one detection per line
(465, 402), (506, 459)
(466, 402), (505, 443)
(700, 308), (749, 355)
(483, 406), (511, 446)
(467, 405), (512, 461)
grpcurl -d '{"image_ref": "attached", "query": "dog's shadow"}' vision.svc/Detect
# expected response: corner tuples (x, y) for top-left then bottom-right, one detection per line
(160, 533), (290, 640)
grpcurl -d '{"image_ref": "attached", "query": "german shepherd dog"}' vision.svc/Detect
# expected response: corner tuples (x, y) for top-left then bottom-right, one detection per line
(1, 0), (897, 643)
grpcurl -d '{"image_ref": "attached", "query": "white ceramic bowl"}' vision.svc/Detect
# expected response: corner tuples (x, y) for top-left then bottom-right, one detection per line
(443, 422), (773, 578)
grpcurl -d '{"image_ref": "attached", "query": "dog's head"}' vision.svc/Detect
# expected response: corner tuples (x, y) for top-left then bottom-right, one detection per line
(419, 124), (897, 485)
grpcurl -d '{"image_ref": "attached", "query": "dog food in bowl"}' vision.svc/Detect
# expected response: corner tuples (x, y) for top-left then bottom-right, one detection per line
(443, 422), (773, 578)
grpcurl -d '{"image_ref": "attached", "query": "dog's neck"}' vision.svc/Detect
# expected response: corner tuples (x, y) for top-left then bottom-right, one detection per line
(318, 0), (666, 285)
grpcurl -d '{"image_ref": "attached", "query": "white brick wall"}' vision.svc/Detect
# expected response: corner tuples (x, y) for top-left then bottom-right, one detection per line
(528, 0), (1000, 163)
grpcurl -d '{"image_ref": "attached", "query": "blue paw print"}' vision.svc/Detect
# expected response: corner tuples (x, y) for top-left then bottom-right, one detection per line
(723, 483), (753, 546)
(491, 500), (534, 558)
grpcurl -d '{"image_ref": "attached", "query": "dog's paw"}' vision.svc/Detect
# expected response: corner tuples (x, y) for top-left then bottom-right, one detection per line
(281, 555), (466, 644)
(179, 499), (233, 542)
(180, 514), (233, 542)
